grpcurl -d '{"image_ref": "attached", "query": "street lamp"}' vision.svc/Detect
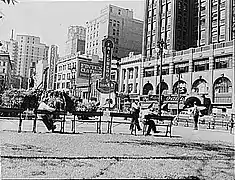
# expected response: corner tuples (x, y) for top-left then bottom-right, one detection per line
(87, 66), (92, 102)
(177, 67), (182, 121)
(156, 39), (167, 116)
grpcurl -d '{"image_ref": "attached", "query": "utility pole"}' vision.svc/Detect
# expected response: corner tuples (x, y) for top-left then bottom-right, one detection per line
(177, 68), (181, 120)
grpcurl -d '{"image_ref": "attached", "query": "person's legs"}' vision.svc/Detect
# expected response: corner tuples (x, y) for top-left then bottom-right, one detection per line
(194, 115), (199, 130)
(146, 120), (156, 135)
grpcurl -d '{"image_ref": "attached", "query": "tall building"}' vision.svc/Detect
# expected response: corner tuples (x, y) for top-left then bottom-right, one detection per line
(85, 4), (143, 59)
(16, 35), (49, 79)
(139, 0), (235, 112)
(142, 0), (235, 57)
(48, 45), (59, 90)
(0, 52), (12, 91)
(1, 30), (19, 76)
(65, 25), (86, 55)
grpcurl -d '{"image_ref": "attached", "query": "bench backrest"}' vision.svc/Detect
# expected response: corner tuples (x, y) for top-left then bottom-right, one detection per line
(145, 114), (175, 121)
(72, 111), (103, 117)
(35, 110), (67, 115)
(0, 107), (24, 113)
(110, 112), (134, 118)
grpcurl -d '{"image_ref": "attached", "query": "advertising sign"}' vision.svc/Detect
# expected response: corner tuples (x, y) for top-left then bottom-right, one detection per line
(97, 38), (115, 94)
(78, 61), (102, 78)
(163, 95), (186, 103)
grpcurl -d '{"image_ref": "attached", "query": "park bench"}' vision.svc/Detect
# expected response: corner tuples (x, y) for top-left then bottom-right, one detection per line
(108, 112), (136, 135)
(143, 114), (175, 137)
(33, 110), (67, 133)
(71, 111), (103, 134)
(0, 107), (24, 132)
(207, 114), (230, 129)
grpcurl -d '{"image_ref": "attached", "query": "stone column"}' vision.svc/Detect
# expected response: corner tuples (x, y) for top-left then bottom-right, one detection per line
(232, 39), (235, 110)
(132, 67), (137, 93)
(125, 69), (129, 93)
(119, 68), (124, 92)
(188, 52), (193, 95)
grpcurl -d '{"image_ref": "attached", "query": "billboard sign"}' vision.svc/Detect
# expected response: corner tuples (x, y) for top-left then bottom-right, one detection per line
(78, 61), (102, 78)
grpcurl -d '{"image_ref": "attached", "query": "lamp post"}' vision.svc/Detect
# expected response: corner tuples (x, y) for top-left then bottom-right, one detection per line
(177, 68), (182, 120)
(156, 39), (167, 116)
(88, 66), (91, 102)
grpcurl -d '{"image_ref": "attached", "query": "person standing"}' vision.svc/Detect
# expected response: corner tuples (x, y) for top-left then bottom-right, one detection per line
(130, 99), (142, 134)
(192, 102), (199, 130)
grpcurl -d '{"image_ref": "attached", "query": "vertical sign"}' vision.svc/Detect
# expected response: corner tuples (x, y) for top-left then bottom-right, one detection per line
(102, 38), (114, 80)
(97, 38), (115, 94)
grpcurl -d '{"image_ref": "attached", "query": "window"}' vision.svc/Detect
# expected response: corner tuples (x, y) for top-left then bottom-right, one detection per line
(3, 68), (5, 73)
(129, 69), (133, 79)
(66, 82), (70, 88)
(214, 55), (232, 69)
(144, 66), (154, 77)
(67, 73), (70, 80)
(113, 29), (116, 35)
(193, 59), (209, 72)
(128, 84), (133, 93)
(58, 75), (61, 81)
(118, 9), (121, 15)
(174, 62), (189, 74)
(62, 83), (65, 88)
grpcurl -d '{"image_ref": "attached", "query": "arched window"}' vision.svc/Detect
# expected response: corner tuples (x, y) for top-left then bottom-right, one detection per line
(173, 80), (187, 94)
(156, 82), (168, 94)
(143, 83), (153, 95)
(214, 77), (232, 94)
(192, 79), (208, 94)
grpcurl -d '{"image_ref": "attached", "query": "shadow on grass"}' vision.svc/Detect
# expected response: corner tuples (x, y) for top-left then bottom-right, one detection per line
(103, 139), (235, 158)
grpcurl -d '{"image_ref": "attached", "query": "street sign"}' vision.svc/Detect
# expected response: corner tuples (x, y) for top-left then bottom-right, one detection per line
(163, 95), (185, 103)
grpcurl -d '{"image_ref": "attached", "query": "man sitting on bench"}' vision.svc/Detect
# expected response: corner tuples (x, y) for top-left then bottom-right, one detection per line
(143, 102), (158, 136)
(38, 98), (56, 131)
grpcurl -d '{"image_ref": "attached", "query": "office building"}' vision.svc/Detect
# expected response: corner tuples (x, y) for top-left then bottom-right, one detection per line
(65, 25), (86, 55)
(56, 53), (102, 101)
(85, 4), (143, 60)
(16, 35), (49, 79)
(139, 0), (235, 112)
(0, 52), (12, 91)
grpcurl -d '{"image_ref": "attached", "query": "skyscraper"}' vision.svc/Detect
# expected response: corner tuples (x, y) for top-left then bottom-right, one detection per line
(140, 0), (235, 112)
(16, 35), (49, 79)
(65, 25), (86, 55)
(85, 4), (143, 60)
(142, 0), (235, 57)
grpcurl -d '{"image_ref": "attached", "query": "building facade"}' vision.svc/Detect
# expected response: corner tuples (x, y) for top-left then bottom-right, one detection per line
(65, 25), (86, 56)
(85, 4), (143, 60)
(139, 0), (235, 112)
(55, 53), (102, 101)
(48, 45), (59, 90)
(0, 52), (12, 91)
(16, 35), (49, 79)
(119, 53), (141, 95)
(143, 0), (235, 57)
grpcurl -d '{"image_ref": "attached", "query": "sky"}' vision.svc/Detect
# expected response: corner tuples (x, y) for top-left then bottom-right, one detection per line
(0, 0), (144, 56)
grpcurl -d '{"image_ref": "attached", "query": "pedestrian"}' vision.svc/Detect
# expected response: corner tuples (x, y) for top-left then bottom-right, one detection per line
(142, 102), (158, 136)
(192, 101), (199, 130)
(130, 99), (142, 134)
